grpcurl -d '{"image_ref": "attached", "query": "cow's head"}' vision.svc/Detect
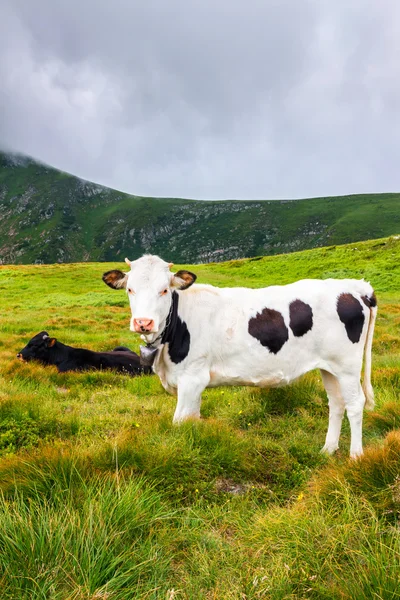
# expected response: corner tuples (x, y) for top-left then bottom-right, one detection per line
(102, 255), (196, 342)
(17, 331), (57, 362)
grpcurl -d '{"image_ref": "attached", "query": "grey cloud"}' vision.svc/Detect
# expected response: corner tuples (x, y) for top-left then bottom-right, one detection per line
(0, 0), (399, 199)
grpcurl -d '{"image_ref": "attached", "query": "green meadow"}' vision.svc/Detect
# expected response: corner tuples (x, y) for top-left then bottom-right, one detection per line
(0, 236), (399, 599)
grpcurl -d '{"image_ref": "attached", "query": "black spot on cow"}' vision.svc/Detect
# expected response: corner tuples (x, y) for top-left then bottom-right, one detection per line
(361, 292), (377, 308)
(289, 299), (313, 337)
(161, 291), (190, 363)
(248, 308), (289, 354)
(337, 293), (365, 343)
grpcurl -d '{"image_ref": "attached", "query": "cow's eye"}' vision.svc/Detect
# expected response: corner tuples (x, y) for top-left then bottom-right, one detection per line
(160, 289), (169, 296)
(128, 288), (135, 295)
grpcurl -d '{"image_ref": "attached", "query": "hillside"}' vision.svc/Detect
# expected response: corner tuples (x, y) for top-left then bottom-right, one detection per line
(0, 150), (399, 265)
(0, 236), (399, 598)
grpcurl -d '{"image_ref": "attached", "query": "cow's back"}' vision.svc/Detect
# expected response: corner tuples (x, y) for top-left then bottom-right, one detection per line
(168, 278), (374, 387)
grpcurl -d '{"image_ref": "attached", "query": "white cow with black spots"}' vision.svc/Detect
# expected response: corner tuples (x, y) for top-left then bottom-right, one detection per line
(103, 255), (377, 457)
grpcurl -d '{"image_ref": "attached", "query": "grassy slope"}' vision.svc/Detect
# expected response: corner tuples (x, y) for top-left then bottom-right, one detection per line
(1, 151), (400, 265)
(0, 236), (399, 598)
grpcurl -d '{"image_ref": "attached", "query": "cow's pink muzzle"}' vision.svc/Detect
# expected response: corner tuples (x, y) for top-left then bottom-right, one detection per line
(133, 318), (155, 333)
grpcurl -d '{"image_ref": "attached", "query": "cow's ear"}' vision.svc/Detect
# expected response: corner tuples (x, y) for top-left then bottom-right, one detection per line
(47, 337), (57, 348)
(171, 270), (197, 290)
(102, 270), (128, 289)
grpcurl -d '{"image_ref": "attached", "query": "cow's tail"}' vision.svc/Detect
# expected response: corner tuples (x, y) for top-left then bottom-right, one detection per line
(362, 292), (377, 411)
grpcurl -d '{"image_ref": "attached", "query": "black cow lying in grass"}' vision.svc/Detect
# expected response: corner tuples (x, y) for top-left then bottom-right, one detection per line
(17, 331), (152, 375)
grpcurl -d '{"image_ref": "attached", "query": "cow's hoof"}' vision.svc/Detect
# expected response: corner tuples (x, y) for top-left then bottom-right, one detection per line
(349, 449), (363, 459)
(173, 414), (201, 424)
(321, 444), (339, 455)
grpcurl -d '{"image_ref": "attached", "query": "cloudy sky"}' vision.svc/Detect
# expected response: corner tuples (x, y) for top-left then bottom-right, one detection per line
(0, 0), (399, 200)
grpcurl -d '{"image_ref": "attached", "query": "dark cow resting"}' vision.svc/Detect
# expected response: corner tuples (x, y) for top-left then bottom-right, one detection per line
(17, 331), (152, 375)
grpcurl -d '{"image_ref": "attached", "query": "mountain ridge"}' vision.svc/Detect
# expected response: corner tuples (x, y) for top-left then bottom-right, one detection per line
(1, 150), (399, 264)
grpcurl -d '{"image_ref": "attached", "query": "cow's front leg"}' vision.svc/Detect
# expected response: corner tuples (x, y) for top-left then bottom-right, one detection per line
(173, 371), (210, 423)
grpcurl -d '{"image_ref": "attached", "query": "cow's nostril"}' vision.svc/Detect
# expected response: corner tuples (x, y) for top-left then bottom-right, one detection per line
(133, 318), (155, 332)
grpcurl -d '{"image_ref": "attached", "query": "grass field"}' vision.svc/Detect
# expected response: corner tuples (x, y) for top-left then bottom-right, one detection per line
(0, 236), (399, 599)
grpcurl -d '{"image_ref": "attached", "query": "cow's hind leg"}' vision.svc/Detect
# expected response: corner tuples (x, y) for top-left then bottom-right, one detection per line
(337, 373), (366, 458)
(173, 371), (210, 423)
(320, 369), (345, 455)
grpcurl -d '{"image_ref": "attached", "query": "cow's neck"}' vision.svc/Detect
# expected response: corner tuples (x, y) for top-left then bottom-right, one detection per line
(46, 341), (70, 365)
(140, 291), (180, 367)
(161, 291), (179, 346)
